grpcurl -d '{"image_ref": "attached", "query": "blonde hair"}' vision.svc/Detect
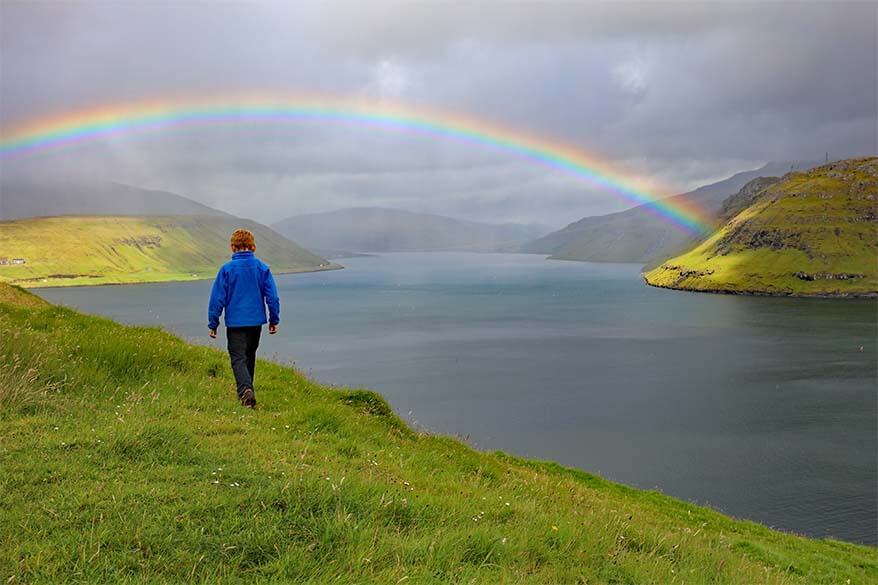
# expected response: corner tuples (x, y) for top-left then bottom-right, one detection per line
(230, 229), (256, 251)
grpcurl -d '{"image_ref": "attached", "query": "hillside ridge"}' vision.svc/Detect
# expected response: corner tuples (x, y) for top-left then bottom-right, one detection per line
(0, 179), (230, 220)
(644, 157), (878, 297)
(523, 160), (821, 263)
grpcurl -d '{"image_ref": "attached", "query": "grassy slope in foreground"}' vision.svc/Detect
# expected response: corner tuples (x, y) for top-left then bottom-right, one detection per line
(645, 157), (878, 297)
(0, 215), (337, 288)
(1, 284), (875, 584)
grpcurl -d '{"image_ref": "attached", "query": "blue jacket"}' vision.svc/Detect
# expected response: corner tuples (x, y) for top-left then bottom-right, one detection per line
(208, 251), (280, 330)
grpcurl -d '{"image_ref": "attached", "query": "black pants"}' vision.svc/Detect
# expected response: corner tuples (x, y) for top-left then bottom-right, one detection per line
(227, 326), (262, 397)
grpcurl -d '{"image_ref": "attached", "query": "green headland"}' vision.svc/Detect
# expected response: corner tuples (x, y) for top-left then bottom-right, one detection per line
(1, 283), (875, 583)
(645, 158), (878, 297)
(0, 215), (337, 289)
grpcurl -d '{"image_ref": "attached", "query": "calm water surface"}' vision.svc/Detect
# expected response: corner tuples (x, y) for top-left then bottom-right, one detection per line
(38, 252), (878, 545)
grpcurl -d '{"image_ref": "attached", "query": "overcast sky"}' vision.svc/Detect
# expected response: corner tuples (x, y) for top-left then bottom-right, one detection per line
(1, 1), (875, 226)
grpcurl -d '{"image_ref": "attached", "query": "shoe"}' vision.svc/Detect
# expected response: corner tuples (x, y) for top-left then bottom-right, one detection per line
(241, 387), (256, 409)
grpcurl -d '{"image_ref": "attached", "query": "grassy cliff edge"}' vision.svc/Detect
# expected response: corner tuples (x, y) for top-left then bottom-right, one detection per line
(1, 283), (875, 583)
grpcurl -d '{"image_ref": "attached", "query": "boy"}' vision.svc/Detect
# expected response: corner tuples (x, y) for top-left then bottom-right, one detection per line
(208, 229), (280, 408)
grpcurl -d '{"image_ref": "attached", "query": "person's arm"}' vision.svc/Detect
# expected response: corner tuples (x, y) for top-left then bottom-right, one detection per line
(263, 266), (280, 333)
(207, 267), (227, 337)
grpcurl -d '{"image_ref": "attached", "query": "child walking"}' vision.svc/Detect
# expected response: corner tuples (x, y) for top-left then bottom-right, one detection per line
(208, 229), (280, 408)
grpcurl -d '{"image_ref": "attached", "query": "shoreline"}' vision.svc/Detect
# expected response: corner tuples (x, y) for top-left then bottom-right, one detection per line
(643, 277), (878, 299)
(7, 262), (345, 290)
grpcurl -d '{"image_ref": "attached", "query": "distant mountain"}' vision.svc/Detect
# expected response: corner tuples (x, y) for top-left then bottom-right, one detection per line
(272, 207), (551, 253)
(0, 215), (336, 288)
(644, 157), (877, 297)
(0, 179), (227, 220)
(522, 161), (821, 263)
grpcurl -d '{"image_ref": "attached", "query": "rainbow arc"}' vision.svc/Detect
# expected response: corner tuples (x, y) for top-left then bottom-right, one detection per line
(0, 94), (712, 234)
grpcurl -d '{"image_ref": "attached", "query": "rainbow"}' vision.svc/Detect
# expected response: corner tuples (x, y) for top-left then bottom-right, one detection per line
(0, 94), (712, 234)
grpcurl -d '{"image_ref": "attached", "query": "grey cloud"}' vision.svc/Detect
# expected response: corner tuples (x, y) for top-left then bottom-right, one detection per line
(1, 1), (874, 227)
(297, 1), (738, 57)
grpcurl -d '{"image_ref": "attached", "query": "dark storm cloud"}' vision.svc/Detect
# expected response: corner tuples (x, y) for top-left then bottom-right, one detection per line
(1, 1), (874, 225)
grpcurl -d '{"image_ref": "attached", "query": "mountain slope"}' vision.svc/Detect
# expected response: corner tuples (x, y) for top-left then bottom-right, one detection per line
(644, 157), (878, 297)
(273, 207), (550, 253)
(523, 161), (820, 263)
(0, 179), (228, 220)
(2, 284), (875, 583)
(716, 176), (782, 224)
(0, 215), (335, 288)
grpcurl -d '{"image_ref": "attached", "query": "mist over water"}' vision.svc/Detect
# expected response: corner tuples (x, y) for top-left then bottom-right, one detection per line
(38, 252), (878, 545)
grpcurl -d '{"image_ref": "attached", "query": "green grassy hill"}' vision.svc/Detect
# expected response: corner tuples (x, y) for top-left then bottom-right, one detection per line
(644, 157), (878, 297)
(0, 215), (337, 288)
(1, 284), (875, 583)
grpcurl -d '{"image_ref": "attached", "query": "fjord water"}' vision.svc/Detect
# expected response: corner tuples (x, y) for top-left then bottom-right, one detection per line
(38, 252), (877, 545)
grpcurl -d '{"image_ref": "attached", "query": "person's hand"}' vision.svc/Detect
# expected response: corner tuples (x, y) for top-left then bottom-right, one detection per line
(268, 323), (278, 335)
(209, 329), (217, 339)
